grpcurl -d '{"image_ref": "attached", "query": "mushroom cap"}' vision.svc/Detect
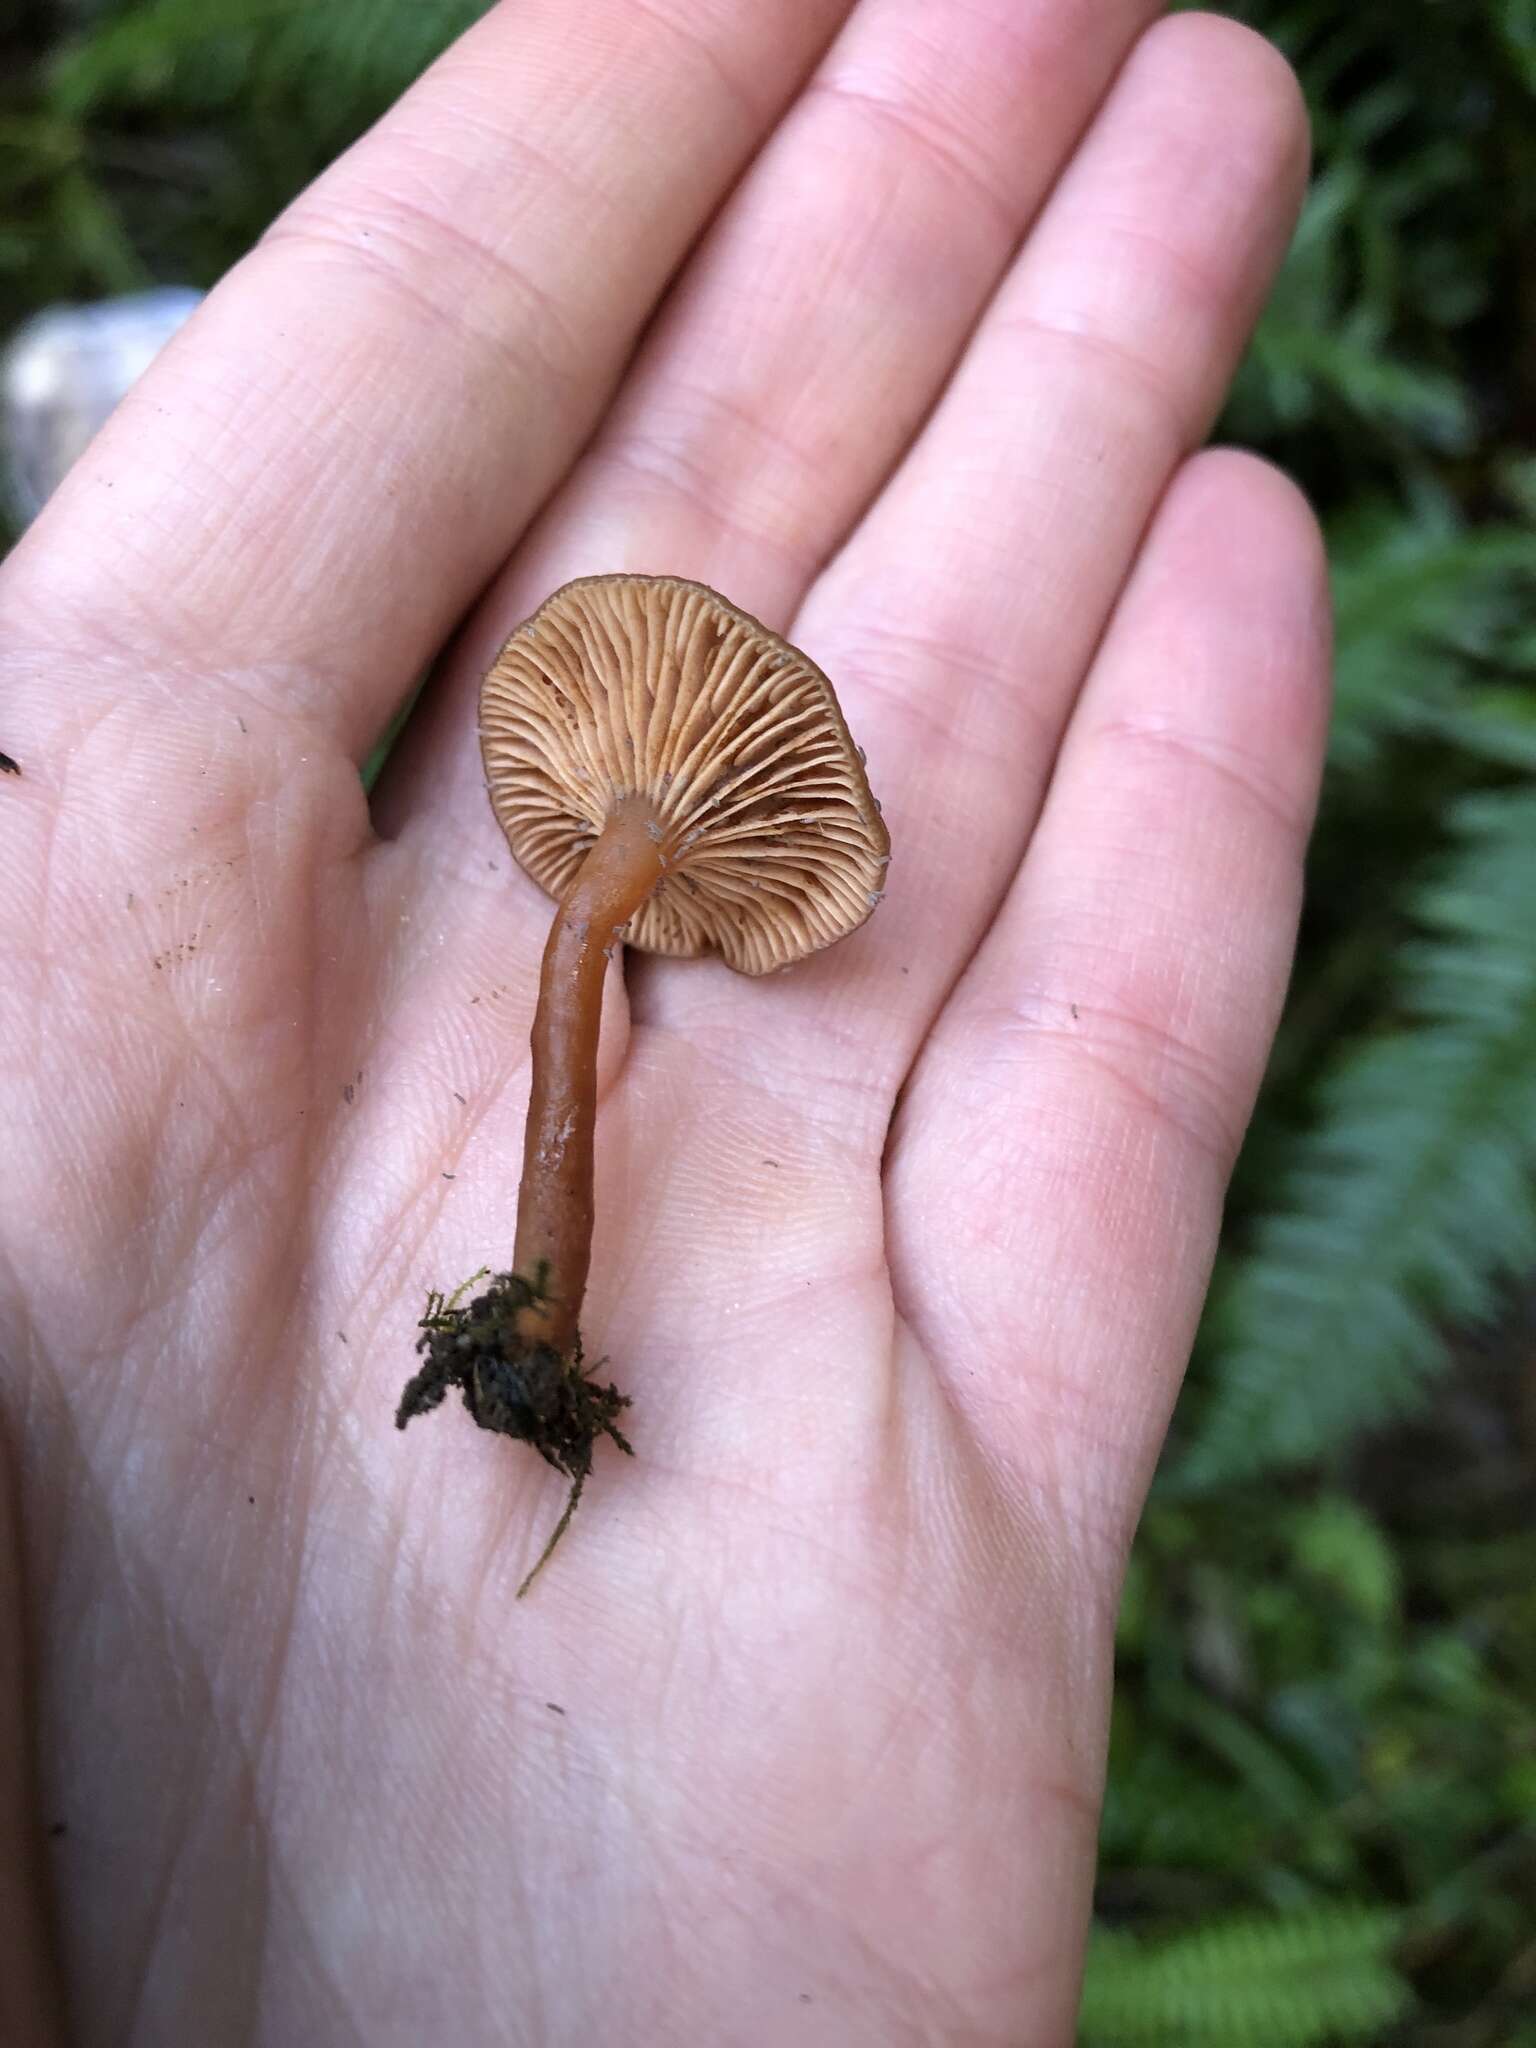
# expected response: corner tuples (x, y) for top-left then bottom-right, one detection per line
(480, 574), (889, 976)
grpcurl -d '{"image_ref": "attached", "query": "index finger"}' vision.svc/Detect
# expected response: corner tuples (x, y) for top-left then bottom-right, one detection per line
(0, 0), (852, 757)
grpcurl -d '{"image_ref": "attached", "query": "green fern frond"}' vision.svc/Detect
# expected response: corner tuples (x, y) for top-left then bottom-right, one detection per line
(1243, 318), (1472, 451)
(50, 0), (487, 128)
(1079, 1907), (1411, 2046)
(1179, 790), (1536, 1488)
(1326, 507), (1536, 770)
(1421, 684), (1536, 770)
(1230, 165), (1476, 453)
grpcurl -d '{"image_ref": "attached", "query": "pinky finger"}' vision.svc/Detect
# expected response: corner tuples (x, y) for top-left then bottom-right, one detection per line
(889, 450), (1331, 1561)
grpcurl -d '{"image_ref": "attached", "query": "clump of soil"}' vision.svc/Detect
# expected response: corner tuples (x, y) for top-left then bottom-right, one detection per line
(396, 1267), (632, 1594)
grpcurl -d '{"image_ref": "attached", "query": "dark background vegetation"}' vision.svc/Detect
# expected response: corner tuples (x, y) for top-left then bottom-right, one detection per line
(3, 4), (1533, 2041)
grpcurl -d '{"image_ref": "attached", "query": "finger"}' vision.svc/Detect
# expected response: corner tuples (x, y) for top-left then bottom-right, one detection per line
(643, 13), (1308, 1118)
(0, 0), (853, 759)
(891, 450), (1330, 1558)
(377, 0), (1163, 835)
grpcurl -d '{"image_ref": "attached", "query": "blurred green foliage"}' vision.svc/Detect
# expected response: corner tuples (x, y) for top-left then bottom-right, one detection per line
(2, 2), (1534, 2041)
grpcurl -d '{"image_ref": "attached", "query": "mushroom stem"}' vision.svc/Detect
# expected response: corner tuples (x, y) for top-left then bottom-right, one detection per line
(512, 794), (666, 1353)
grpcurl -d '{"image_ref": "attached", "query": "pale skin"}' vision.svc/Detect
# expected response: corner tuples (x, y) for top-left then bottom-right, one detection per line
(0, 2), (1330, 2042)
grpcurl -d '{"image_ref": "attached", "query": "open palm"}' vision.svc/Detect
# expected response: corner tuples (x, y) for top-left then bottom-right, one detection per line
(1, 4), (1329, 2042)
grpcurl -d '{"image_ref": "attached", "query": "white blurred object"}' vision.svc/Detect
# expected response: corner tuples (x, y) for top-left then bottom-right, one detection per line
(1, 287), (204, 525)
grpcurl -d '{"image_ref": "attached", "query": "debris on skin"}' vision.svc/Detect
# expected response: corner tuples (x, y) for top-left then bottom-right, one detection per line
(0, 751), (20, 776)
(152, 934), (203, 971)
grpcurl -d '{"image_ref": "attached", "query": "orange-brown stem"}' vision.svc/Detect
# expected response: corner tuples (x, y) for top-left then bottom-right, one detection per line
(512, 795), (666, 1353)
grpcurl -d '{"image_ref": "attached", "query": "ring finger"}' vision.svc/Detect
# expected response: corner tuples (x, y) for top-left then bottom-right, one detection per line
(667, 12), (1311, 1123)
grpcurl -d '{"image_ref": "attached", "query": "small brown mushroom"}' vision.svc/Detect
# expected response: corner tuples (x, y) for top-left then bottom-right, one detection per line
(398, 574), (888, 1590)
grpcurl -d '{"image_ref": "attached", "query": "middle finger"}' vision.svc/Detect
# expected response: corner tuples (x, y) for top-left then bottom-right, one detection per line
(376, 0), (1163, 837)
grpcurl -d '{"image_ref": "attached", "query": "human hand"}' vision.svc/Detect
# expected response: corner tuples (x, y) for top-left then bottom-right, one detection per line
(0, 3), (1327, 2041)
